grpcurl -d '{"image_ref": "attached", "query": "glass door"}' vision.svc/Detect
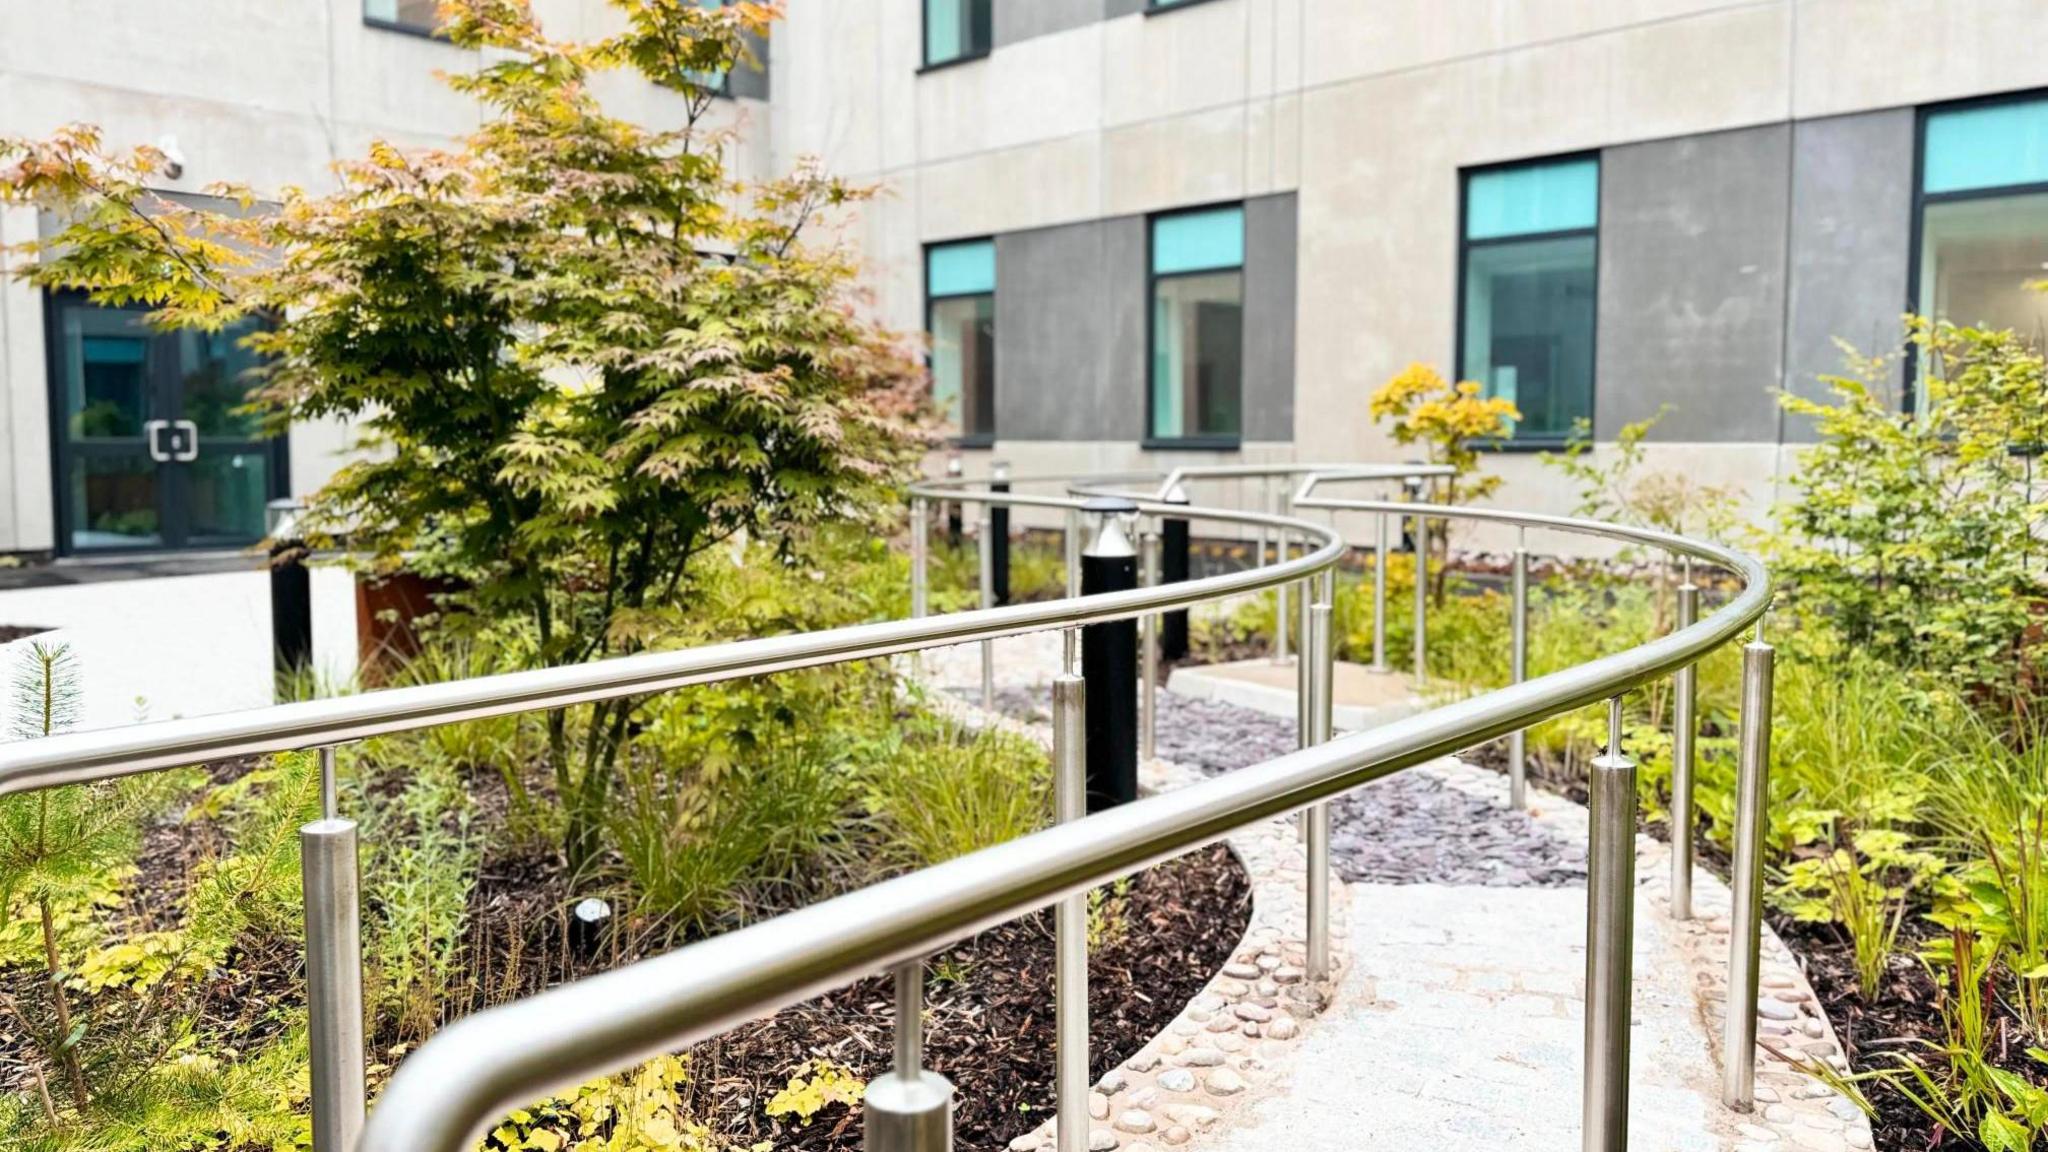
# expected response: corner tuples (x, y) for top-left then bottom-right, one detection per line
(46, 293), (287, 554)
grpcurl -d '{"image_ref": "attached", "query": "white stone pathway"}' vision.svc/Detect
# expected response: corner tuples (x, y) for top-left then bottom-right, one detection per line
(919, 630), (1871, 1152)
(0, 565), (359, 730)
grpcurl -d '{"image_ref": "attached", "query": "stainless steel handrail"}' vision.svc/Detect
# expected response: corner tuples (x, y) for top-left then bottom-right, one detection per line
(357, 487), (1771, 1152)
(0, 498), (1333, 794)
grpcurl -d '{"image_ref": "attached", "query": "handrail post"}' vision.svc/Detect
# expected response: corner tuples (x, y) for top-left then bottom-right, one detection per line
(1411, 505), (1428, 689)
(1273, 489), (1290, 665)
(1305, 594), (1334, 983)
(978, 499), (995, 713)
(1052, 673), (1090, 1152)
(1670, 576), (1699, 920)
(1585, 697), (1636, 1152)
(303, 818), (366, 1152)
(1508, 537), (1529, 810)
(318, 745), (339, 822)
(910, 496), (929, 621)
(1723, 640), (1775, 1111)
(1140, 528), (1161, 763)
(1064, 506), (1083, 599)
(863, 959), (955, 1152)
(1372, 510), (1389, 671)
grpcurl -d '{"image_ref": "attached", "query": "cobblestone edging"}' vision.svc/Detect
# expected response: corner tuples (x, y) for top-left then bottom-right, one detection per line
(1432, 759), (1874, 1152)
(915, 677), (1353, 1152)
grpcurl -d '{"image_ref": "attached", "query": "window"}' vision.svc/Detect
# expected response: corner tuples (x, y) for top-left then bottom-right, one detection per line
(926, 240), (996, 443)
(1457, 157), (1599, 443)
(924, 0), (991, 68)
(1148, 206), (1244, 445)
(363, 0), (440, 34)
(1914, 94), (2048, 406)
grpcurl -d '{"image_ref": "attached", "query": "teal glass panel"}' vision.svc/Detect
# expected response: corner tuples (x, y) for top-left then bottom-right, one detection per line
(927, 239), (995, 297)
(1151, 207), (1245, 276)
(1465, 159), (1599, 241)
(926, 0), (961, 65)
(1461, 233), (1597, 440)
(1924, 99), (2048, 195)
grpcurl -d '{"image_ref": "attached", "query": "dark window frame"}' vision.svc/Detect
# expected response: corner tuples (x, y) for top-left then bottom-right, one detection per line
(1453, 152), (1603, 452)
(1143, 201), (1247, 452)
(924, 237), (998, 449)
(919, 0), (993, 72)
(1904, 87), (2048, 413)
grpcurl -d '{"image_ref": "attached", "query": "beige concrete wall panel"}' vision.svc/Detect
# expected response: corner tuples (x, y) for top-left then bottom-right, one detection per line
(1794, 0), (2048, 120)
(1103, 105), (1252, 217)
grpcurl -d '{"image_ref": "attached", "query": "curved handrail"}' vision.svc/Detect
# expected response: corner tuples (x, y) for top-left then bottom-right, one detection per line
(357, 485), (1770, 1152)
(0, 496), (1336, 794)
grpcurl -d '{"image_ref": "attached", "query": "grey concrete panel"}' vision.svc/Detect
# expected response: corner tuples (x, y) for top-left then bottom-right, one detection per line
(994, 218), (1147, 441)
(994, 0), (1105, 47)
(1596, 125), (1792, 442)
(1104, 0), (1149, 18)
(1782, 110), (1914, 436)
(1243, 193), (1298, 442)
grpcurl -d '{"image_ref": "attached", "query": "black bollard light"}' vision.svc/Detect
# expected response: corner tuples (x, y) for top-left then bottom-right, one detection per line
(989, 459), (1012, 606)
(944, 452), (964, 545)
(267, 498), (312, 681)
(568, 896), (612, 960)
(1160, 481), (1191, 661)
(1081, 497), (1139, 812)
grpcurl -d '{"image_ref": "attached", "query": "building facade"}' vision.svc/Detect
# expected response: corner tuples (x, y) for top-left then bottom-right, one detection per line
(3, 0), (2048, 556)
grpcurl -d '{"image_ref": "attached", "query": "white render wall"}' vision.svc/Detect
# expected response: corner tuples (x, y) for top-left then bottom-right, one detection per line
(0, 0), (769, 553)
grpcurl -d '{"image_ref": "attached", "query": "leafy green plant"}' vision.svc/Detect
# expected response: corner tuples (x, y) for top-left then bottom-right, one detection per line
(764, 1058), (865, 1128)
(486, 1052), (759, 1152)
(1, 0), (928, 877)
(1776, 829), (1943, 1000)
(862, 714), (1050, 870)
(1775, 321), (2048, 711)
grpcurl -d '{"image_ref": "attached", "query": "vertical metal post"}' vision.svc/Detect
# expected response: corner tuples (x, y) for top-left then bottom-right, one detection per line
(1140, 529), (1160, 763)
(910, 496), (930, 621)
(303, 818), (366, 1152)
(318, 745), (338, 822)
(1080, 499), (1139, 811)
(1411, 507), (1428, 688)
(978, 501), (995, 713)
(1723, 641), (1775, 1112)
(1372, 511), (1389, 671)
(1273, 479), (1291, 665)
(1585, 697), (1636, 1152)
(1508, 537), (1530, 810)
(1305, 596), (1334, 983)
(1052, 675), (1090, 1152)
(1670, 577), (1699, 920)
(864, 960), (955, 1152)
(1065, 506), (1083, 599)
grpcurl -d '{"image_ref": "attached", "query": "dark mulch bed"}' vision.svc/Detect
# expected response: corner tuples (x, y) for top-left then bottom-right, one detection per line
(676, 843), (1251, 1151)
(1774, 918), (1954, 1151)
(0, 625), (48, 644)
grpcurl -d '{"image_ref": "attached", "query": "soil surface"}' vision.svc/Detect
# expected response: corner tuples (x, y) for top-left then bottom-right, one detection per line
(0, 625), (47, 644)
(673, 843), (1250, 1151)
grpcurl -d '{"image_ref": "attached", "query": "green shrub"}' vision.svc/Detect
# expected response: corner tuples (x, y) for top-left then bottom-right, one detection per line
(862, 712), (1051, 870)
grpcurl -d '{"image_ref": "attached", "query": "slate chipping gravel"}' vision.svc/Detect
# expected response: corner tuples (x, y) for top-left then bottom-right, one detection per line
(966, 685), (1586, 888)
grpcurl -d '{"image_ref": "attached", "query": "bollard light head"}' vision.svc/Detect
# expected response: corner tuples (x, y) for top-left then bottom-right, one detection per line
(1082, 497), (1138, 559)
(990, 459), (1011, 482)
(1162, 480), (1190, 505)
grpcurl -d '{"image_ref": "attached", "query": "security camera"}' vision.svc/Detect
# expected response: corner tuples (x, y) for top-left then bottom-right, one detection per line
(157, 135), (185, 181)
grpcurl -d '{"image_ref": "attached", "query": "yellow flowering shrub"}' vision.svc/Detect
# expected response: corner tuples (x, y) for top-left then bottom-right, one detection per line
(485, 1054), (769, 1152)
(763, 1059), (865, 1126)
(1368, 363), (1519, 602)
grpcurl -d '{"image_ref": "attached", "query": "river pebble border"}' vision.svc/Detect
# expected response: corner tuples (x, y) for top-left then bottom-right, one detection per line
(914, 667), (1352, 1152)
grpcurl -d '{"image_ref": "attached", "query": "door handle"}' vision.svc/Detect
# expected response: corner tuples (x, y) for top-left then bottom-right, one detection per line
(173, 419), (200, 462)
(143, 419), (171, 463)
